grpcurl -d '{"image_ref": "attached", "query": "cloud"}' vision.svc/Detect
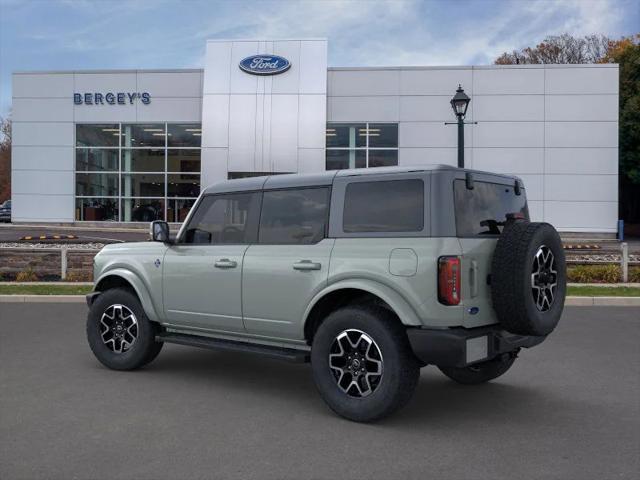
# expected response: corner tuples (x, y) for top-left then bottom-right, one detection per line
(0, 0), (635, 115)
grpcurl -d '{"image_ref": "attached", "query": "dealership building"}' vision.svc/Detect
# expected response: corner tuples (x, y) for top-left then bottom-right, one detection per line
(11, 39), (619, 232)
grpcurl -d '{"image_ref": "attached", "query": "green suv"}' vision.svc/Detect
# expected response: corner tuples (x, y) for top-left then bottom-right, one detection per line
(86, 166), (566, 422)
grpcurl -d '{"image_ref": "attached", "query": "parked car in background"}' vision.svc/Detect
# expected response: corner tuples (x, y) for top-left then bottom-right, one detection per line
(0, 200), (11, 222)
(86, 166), (567, 422)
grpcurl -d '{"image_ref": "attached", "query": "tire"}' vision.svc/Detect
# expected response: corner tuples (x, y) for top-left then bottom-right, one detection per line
(438, 353), (517, 385)
(311, 305), (420, 422)
(87, 288), (163, 370)
(491, 221), (566, 336)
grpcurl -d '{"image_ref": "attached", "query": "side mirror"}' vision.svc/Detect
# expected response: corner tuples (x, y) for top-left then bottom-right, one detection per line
(150, 220), (170, 243)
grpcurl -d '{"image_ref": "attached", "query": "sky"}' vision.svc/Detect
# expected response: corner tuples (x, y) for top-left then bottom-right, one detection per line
(0, 0), (638, 116)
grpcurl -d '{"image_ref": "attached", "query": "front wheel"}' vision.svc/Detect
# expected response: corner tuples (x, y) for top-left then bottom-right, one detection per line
(86, 288), (163, 370)
(311, 305), (420, 422)
(438, 353), (517, 385)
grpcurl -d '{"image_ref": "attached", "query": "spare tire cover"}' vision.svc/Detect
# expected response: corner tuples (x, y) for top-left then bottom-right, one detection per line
(491, 221), (566, 336)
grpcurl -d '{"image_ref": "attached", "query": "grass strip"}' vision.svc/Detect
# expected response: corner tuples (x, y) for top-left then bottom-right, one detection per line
(567, 286), (640, 297)
(0, 284), (93, 295)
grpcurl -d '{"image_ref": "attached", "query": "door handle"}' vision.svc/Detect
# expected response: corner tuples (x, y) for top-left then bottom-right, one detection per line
(214, 258), (237, 269)
(293, 260), (321, 271)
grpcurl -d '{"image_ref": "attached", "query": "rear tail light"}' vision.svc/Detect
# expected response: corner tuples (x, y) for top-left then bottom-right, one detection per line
(438, 256), (461, 306)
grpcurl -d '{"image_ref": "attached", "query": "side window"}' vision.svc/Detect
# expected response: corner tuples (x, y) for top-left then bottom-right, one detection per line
(343, 179), (424, 233)
(454, 180), (529, 236)
(259, 188), (330, 245)
(182, 192), (260, 244)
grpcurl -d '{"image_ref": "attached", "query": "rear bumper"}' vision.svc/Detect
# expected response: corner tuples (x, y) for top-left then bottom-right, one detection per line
(407, 324), (546, 368)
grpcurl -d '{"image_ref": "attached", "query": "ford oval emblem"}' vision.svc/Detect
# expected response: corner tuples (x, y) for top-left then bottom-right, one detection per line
(239, 55), (291, 76)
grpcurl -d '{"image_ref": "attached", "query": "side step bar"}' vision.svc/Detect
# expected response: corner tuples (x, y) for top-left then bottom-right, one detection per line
(156, 332), (310, 363)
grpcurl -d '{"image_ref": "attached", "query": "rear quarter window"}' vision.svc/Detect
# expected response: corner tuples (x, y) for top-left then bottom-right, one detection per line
(343, 179), (424, 233)
(259, 187), (330, 244)
(454, 179), (529, 236)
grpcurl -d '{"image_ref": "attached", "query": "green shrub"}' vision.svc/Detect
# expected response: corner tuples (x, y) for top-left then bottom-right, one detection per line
(629, 266), (640, 283)
(65, 270), (93, 282)
(567, 264), (621, 283)
(15, 268), (39, 282)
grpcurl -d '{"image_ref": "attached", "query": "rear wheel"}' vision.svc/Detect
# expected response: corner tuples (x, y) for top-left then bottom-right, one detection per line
(311, 305), (419, 422)
(86, 288), (163, 370)
(438, 353), (517, 385)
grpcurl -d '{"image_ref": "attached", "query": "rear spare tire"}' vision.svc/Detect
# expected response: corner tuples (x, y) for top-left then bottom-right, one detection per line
(491, 221), (566, 336)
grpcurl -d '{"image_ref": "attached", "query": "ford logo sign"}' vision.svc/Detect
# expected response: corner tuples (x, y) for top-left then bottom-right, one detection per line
(239, 55), (291, 76)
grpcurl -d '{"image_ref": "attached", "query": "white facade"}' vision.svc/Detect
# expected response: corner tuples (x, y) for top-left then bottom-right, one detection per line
(11, 39), (619, 232)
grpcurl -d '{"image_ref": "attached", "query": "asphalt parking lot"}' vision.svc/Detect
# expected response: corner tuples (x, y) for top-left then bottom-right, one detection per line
(1, 304), (638, 480)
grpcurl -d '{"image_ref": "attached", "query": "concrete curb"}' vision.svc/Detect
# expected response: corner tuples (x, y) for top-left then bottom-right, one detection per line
(1, 295), (639, 306)
(565, 296), (640, 306)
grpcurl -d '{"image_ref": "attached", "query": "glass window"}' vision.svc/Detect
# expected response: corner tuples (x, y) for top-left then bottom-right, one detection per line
(344, 180), (424, 233)
(167, 150), (200, 173)
(76, 124), (120, 147)
(121, 149), (165, 172)
(75, 148), (118, 171)
(75, 198), (119, 221)
(167, 174), (200, 197)
(326, 123), (366, 148)
(121, 198), (165, 222)
(168, 124), (202, 147)
(74, 123), (201, 222)
(368, 123), (398, 148)
(259, 188), (329, 245)
(183, 193), (260, 244)
(326, 122), (398, 170)
(454, 180), (529, 236)
(368, 150), (398, 168)
(121, 124), (165, 147)
(76, 173), (118, 197)
(167, 198), (196, 223)
(326, 150), (366, 170)
(121, 174), (165, 197)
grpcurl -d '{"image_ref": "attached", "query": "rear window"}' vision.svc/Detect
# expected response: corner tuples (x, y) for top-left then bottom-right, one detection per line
(343, 179), (424, 233)
(454, 179), (529, 236)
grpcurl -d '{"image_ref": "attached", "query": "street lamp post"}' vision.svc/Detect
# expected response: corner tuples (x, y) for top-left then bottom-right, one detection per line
(446, 85), (475, 168)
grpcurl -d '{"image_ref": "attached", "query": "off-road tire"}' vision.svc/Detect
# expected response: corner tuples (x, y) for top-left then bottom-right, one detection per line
(311, 305), (420, 422)
(491, 221), (566, 336)
(87, 288), (163, 370)
(438, 354), (517, 385)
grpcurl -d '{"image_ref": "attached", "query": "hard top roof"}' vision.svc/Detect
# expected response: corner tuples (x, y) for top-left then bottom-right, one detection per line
(201, 165), (521, 195)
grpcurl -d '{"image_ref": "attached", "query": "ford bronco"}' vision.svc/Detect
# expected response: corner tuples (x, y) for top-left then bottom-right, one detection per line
(86, 166), (566, 422)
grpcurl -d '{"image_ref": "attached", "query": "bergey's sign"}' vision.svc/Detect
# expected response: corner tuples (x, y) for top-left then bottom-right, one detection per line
(74, 92), (151, 105)
(239, 55), (291, 75)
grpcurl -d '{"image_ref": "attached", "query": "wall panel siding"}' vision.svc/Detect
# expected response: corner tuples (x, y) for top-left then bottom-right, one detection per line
(329, 64), (619, 232)
(200, 39), (328, 184)
(12, 69), (204, 222)
(11, 60), (618, 232)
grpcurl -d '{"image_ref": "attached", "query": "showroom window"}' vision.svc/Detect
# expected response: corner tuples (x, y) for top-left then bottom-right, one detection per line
(325, 123), (398, 170)
(75, 123), (201, 222)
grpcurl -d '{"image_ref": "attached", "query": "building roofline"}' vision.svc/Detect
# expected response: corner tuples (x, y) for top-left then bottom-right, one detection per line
(13, 62), (618, 76)
(328, 63), (618, 71)
(13, 68), (204, 75)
